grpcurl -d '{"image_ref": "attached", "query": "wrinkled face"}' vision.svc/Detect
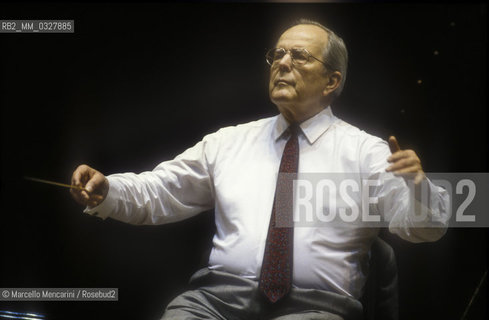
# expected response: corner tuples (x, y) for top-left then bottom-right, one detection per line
(269, 25), (330, 120)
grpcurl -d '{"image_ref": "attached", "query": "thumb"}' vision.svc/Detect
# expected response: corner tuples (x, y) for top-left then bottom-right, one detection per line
(85, 173), (102, 193)
(388, 136), (401, 154)
(85, 182), (94, 193)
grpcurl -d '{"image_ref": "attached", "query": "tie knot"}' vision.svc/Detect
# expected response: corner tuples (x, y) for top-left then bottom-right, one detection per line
(288, 123), (300, 137)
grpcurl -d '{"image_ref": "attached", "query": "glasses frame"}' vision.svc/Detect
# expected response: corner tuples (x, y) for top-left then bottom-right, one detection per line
(265, 47), (329, 68)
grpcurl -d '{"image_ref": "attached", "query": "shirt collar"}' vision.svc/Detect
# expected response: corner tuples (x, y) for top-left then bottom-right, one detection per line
(272, 106), (336, 144)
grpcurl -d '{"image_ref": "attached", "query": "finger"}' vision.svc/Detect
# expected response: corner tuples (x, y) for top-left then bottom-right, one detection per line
(70, 188), (88, 206)
(88, 200), (99, 208)
(87, 194), (105, 208)
(388, 136), (401, 154)
(386, 157), (420, 171)
(90, 194), (104, 203)
(85, 172), (104, 193)
(72, 164), (91, 187)
(387, 158), (410, 171)
(414, 172), (425, 185)
(391, 165), (422, 175)
(72, 166), (84, 186)
(71, 186), (103, 207)
(388, 150), (413, 162)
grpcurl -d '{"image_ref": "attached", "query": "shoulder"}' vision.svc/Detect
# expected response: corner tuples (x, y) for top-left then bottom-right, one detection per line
(330, 116), (391, 173)
(330, 117), (387, 150)
(203, 115), (278, 143)
(216, 115), (277, 135)
(193, 115), (277, 165)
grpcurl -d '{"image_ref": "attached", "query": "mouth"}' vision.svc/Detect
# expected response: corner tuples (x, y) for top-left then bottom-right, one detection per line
(275, 79), (294, 86)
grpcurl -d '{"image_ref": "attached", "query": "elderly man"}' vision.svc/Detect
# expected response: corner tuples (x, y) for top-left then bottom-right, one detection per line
(71, 19), (449, 319)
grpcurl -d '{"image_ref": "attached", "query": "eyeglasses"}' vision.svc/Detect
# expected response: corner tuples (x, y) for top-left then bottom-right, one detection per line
(265, 47), (328, 68)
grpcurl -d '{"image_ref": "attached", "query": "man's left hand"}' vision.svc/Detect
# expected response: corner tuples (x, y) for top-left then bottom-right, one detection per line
(386, 136), (426, 185)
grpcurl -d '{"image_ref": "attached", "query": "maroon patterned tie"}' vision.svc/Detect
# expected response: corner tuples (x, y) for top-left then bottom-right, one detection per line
(259, 124), (299, 303)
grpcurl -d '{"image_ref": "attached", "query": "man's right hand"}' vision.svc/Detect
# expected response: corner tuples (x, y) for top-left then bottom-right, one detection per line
(70, 164), (109, 208)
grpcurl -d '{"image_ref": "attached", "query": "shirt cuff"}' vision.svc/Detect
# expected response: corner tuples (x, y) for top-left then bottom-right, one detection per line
(405, 177), (450, 234)
(83, 177), (117, 220)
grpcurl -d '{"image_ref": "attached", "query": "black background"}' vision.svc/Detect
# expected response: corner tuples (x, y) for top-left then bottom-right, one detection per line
(0, 2), (487, 320)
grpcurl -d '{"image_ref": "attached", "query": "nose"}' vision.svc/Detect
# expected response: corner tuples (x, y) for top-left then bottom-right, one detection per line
(277, 52), (293, 72)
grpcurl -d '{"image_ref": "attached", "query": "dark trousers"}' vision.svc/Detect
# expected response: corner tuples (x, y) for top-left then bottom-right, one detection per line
(161, 268), (363, 320)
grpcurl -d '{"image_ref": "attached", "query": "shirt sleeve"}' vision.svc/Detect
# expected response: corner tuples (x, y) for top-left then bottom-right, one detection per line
(360, 137), (450, 243)
(83, 133), (218, 225)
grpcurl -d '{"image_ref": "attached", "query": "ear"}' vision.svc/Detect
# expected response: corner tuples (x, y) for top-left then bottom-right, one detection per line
(322, 71), (342, 97)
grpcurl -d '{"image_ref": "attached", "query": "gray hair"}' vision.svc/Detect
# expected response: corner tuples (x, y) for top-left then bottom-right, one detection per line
(292, 19), (348, 101)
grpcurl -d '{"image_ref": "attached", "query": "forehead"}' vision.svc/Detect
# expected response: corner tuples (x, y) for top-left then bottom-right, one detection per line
(276, 25), (329, 53)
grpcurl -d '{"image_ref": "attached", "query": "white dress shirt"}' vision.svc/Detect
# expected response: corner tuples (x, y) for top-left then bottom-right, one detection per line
(86, 106), (449, 298)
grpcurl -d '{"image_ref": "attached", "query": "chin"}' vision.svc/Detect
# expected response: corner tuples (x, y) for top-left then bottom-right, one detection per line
(271, 92), (295, 105)
(272, 99), (297, 117)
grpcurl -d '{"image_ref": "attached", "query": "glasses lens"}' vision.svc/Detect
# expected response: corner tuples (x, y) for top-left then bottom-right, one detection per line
(266, 48), (285, 65)
(290, 49), (308, 65)
(273, 48), (286, 60)
(266, 48), (313, 66)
